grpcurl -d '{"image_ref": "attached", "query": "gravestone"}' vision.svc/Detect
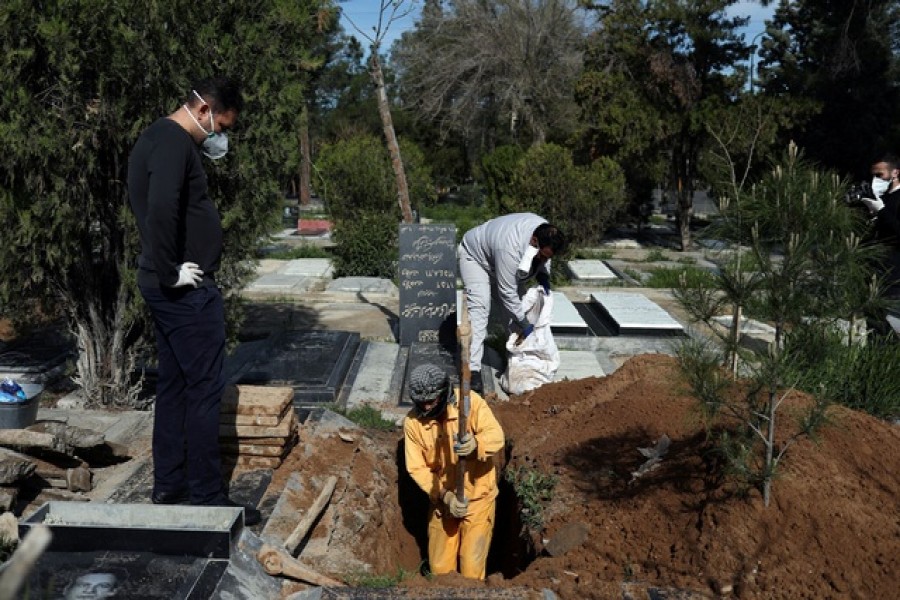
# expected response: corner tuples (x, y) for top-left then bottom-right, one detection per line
(398, 223), (458, 346)
(234, 330), (361, 406)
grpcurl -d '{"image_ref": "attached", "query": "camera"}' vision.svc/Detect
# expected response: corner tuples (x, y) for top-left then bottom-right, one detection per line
(844, 181), (873, 206)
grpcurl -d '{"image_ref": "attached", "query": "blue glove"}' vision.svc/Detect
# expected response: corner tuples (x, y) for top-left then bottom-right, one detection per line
(520, 323), (534, 340)
(536, 272), (550, 295)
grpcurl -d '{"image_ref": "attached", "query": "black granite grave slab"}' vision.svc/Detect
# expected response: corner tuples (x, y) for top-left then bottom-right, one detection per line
(235, 330), (361, 405)
(0, 327), (73, 382)
(22, 549), (225, 600)
(402, 342), (459, 406)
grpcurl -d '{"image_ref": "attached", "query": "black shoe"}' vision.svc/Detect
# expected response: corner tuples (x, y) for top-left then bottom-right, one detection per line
(151, 488), (190, 505)
(470, 371), (484, 395)
(203, 497), (262, 526)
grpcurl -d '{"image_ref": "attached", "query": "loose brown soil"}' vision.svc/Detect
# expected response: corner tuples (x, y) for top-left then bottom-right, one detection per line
(275, 354), (899, 599)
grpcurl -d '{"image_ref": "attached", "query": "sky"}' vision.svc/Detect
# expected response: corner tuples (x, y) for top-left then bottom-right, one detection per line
(339, 0), (776, 56)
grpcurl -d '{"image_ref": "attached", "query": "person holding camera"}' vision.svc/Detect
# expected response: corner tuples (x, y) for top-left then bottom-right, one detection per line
(862, 154), (900, 333)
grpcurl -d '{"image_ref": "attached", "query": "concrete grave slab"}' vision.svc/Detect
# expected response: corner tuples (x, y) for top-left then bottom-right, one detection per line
(245, 273), (308, 291)
(550, 292), (590, 335)
(326, 277), (397, 294)
(554, 351), (605, 382)
(567, 259), (619, 284)
(590, 292), (684, 334)
(343, 342), (400, 410)
(235, 330), (361, 405)
(280, 258), (334, 278)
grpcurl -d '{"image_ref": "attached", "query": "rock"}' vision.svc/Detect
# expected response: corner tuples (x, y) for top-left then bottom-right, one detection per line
(0, 448), (36, 484)
(0, 486), (17, 512)
(544, 521), (590, 557)
(66, 464), (92, 492)
(0, 510), (18, 542)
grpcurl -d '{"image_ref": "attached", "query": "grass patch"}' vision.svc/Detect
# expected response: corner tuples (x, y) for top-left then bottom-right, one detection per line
(572, 248), (614, 260)
(505, 465), (557, 529)
(263, 244), (331, 260)
(676, 256), (697, 265)
(621, 267), (644, 284)
(644, 266), (716, 289)
(344, 565), (420, 588)
(642, 248), (669, 262)
(342, 405), (397, 431)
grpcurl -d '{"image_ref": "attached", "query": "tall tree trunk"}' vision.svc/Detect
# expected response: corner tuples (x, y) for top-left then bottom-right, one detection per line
(368, 51), (413, 223)
(299, 102), (311, 207)
(677, 177), (693, 251)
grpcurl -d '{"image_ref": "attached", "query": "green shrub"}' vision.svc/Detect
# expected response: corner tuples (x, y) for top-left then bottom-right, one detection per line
(420, 202), (495, 243)
(505, 465), (557, 529)
(784, 326), (900, 420)
(478, 145), (524, 214)
(331, 212), (398, 278)
(480, 143), (627, 247)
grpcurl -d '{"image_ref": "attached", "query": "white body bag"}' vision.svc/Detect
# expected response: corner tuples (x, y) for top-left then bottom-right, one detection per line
(500, 286), (560, 395)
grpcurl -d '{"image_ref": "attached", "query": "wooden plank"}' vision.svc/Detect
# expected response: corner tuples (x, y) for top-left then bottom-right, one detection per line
(219, 402), (290, 427)
(219, 409), (297, 439)
(220, 385), (294, 416)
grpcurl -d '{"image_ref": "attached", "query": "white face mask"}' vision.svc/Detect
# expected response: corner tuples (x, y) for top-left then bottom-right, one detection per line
(517, 245), (539, 280)
(871, 176), (891, 198)
(183, 90), (229, 160)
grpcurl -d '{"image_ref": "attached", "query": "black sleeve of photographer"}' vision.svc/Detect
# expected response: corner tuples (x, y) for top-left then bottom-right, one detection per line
(873, 189), (900, 246)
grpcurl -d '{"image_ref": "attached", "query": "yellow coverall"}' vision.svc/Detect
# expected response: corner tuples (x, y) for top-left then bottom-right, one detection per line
(403, 388), (505, 580)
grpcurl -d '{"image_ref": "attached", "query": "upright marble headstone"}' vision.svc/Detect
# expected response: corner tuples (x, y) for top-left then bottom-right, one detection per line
(398, 223), (458, 346)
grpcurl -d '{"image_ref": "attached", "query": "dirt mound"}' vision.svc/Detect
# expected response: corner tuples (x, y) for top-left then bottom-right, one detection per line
(492, 354), (900, 599)
(272, 354), (899, 599)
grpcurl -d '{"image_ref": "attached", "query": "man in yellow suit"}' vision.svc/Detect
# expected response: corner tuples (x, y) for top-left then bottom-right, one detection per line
(403, 363), (505, 580)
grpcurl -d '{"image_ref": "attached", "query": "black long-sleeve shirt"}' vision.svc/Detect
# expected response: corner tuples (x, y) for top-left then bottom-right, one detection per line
(127, 117), (222, 288)
(872, 186), (900, 297)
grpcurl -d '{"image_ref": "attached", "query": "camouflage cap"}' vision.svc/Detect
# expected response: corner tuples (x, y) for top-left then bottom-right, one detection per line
(407, 364), (448, 404)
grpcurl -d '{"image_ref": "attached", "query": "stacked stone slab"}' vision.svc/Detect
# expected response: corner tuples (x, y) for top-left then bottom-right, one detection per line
(219, 385), (298, 469)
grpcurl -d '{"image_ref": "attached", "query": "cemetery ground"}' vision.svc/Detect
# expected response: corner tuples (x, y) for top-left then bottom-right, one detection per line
(1, 241), (898, 599)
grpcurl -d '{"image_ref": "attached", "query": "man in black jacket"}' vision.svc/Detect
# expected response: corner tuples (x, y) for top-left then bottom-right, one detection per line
(862, 153), (900, 335)
(128, 77), (260, 525)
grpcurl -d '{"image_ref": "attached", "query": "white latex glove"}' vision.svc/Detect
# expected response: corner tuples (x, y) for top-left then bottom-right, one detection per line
(174, 262), (203, 288)
(861, 197), (885, 215)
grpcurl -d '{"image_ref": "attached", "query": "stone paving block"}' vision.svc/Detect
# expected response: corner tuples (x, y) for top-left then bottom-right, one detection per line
(326, 277), (398, 294)
(280, 259), (334, 278)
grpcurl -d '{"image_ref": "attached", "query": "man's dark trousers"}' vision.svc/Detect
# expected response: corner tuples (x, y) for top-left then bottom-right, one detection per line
(140, 284), (227, 504)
